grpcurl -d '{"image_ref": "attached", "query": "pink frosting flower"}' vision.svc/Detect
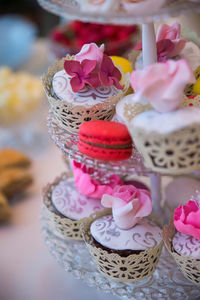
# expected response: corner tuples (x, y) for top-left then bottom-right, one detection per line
(130, 59), (195, 113)
(156, 22), (187, 58)
(72, 161), (123, 199)
(102, 185), (152, 230)
(174, 200), (200, 240)
(64, 59), (100, 92)
(75, 43), (104, 65)
(156, 39), (175, 62)
(99, 55), (123, 90)
(134, 22), (187, 62)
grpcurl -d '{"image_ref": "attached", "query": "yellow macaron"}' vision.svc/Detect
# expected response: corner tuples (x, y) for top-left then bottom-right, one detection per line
(111, 56), (132, 74)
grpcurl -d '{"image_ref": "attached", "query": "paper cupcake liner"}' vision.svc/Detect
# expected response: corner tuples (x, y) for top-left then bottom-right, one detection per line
(121, 100), (152, 124)
(128, 49), (141, 71)
(81, 210), (163, 283)
(182, 95), (200, 107)
(42, 55), (129, 133)
(132, 123), (200, 175)
(43, 172), (88, 241)
(162, 219), (200, 286)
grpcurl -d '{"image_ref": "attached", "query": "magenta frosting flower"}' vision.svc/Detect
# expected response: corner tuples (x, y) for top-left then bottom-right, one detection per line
(72, 161), (123, 199)
(75, 43), (104, 65)
(64, 43), (123, 92)
(174, 200), (200, 240)
(102, 185), (152, 230)
(134, 22), (187, 62)
(130, 59), (195, 113)
(99, 55), (123, 90)
(156, 22), (187, 58)
(64, 59), (100, 92)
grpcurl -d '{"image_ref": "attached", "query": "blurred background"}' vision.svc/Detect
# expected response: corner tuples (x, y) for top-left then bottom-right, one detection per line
(0, 1), (200, 300)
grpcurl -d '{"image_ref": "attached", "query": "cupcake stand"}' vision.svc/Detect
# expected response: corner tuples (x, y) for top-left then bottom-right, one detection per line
(38, 1), (200, 299)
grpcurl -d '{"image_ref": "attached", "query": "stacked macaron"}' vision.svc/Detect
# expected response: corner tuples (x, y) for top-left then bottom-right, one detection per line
(78, 120), (133, 161)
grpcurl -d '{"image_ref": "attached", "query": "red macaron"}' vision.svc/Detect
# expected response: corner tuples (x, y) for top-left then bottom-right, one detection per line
(78, 120), (133, 161)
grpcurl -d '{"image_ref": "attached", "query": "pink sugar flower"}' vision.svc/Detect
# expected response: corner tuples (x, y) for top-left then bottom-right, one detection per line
(102, 185), (152, 230)
(75, 43), (104, 65)
(174, 200), (200, 240)
(156, 22), (187, 58)
(64, 59), (100, 92)
(130, 59), (195, 113)
(99, 55), (123, 90)
(134, 22), (187, 62)
(72, 161), (123, 199)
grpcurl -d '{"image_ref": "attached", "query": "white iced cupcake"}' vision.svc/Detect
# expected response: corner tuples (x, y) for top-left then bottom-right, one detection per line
(127, 59), (197, 175)
(42, 43), (128, 133)
(163, 199), (200, 285)
(43, 173), (104, 240)
(82, 184), (163, 282)
(132, 107), (200, 174)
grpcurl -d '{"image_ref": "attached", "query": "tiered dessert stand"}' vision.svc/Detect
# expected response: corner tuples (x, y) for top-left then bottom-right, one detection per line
(39, 1), (200, 299)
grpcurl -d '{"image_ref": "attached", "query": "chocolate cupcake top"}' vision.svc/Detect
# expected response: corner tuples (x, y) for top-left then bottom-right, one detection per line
(90, 215), (162, 251)
(52, 178), (103, 220)
(173, 232), (200, 259)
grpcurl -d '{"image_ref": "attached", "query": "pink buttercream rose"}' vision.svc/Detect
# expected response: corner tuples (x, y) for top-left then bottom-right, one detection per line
(156, 22), (187, 58)
(72, 161), (123, 199)
(174, 200), (200, 240)
(130, 59), (195, 113)
(75, 43), (104, 65)
(102, 185), (152, 230)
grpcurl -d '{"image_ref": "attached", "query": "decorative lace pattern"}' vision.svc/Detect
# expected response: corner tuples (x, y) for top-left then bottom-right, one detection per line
(123, 102), (152, 122)
(43, 172), (88, 241)
(81, 210), (163, 282)
(182, 95), (200, 107)
(185, 66), (200, 97)
(42, 55), (129, 133)
(162, 219), (200, 286)
(132, 124), (200, 175)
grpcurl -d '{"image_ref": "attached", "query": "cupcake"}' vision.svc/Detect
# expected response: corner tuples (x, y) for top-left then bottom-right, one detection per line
(132, 22), (200, 75)
(128, 59), (199, 175)
(162, 198), (200, 285)
(43, 172), (105, 240)
(42, 43), (128, 133)
(82, 184), (163, 282)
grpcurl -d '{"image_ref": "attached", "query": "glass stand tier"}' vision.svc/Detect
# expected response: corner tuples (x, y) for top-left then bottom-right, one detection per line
(37, 0), (200, 25)
(41, 208), (200, 300)
(47, 110), (154, 177)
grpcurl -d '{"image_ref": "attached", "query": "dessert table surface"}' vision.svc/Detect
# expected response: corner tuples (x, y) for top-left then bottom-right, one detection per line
(1, 38), (200, 300)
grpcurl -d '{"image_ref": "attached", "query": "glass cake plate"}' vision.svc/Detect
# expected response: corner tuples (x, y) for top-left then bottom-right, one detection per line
(47, 110), (154, 177)
(37, 0), (200, 25)
(41, 207), (200, 300)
